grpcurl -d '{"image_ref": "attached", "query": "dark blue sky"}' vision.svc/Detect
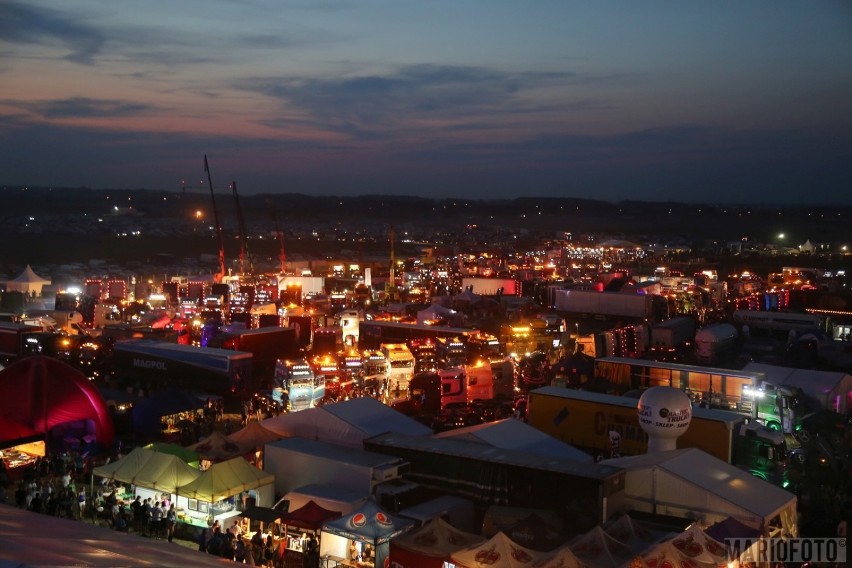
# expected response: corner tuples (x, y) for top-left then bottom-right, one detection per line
(1, 1), (850, 204)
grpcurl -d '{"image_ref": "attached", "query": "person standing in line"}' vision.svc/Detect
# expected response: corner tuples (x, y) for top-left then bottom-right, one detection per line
(149, 501), (163, 538)
(165, 503), (177, 542)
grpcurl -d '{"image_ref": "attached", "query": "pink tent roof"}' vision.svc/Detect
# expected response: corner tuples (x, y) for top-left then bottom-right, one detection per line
(0, 356), (114, 449)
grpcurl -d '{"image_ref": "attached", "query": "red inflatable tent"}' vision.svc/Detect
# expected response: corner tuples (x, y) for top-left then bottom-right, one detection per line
(0, 356), (114, 450)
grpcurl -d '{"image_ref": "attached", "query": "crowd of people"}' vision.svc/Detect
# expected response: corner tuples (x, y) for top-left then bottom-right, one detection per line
(197, 518), (282, 566)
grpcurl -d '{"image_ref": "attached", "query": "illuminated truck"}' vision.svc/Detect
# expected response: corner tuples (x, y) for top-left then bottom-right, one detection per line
(527, 387), (789, 487)
(272, 358), (324, 411)
(380, 343), (415, 400)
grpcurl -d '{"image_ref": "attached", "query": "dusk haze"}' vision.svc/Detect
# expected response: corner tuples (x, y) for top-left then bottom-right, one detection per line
(1, 1), (851, 204)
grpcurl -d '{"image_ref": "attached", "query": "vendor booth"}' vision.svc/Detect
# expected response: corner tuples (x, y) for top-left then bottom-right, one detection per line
(176, 456), (275, 530)
(602, 513), (668, 556)
(389, 517), (485, 568)
(279, 500), (343, 568)
(321, 499), (415, 568)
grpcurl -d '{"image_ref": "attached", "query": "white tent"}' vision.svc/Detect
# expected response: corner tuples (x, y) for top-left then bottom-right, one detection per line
(176, 456), (275, 506)
(602, 513), (669, 555)
(743, 362), (852, 414)
(567, 525), (633, 568)
(433, 418), (593, 463)
(637, 525), (729, 568)
(261, 396), (432, 448)
(601, 449), (798, 537)
(451, 531), (545, 568)
(93, 446), (201, 494)
(4, 265), (50, 296)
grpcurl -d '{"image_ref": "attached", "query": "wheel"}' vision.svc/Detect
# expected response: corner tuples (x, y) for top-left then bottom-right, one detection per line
(796, 429), (811, 444)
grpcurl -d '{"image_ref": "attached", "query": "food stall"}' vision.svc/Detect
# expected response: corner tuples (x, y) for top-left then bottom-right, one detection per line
(278, 500), (342, 568)
(175, 456), (275, 535)
(320, 500), (414, 568)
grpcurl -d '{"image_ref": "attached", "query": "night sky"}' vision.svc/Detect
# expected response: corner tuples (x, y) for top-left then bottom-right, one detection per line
(1, 1), (850, 204)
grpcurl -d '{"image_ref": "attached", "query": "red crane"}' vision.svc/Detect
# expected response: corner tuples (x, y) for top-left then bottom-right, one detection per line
(203, 155), (227, 283)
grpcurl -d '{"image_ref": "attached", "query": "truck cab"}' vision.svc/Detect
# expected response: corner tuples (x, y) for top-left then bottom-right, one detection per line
(734, 421), (790, 488)
(273, 358), (323, 411)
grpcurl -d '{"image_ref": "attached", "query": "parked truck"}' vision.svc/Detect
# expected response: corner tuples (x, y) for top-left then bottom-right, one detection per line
(207, 326), (297, 387)
(439, 360), (516, 406)
(110, 338), (254, 398)
(381, 343), (415, 400)
(552, 289), (668, 323)
(0, 321), (45, 364)
(527, 387), (789, 486)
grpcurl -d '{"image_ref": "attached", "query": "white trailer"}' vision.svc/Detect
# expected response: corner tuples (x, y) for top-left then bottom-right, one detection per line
(695, 323), (738, 363)
(553, 289), (667, 321)
(264, 437), (409, 498)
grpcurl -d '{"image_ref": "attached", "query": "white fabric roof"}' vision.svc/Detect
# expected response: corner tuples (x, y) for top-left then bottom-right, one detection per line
(601, 448), (797, 533)
(4, 264), (50, 294)
(176, 456), (274, 504)
(743, 362), (852, 414)
(433, 418), (593, 463)
(0, 504), (231, 567)
(261, 397), (432, 448)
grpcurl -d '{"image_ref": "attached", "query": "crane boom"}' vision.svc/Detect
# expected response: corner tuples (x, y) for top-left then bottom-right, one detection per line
(267, 199), (286, 274)
(231, 180), (251, 276)
(203, 155), (227, 283)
